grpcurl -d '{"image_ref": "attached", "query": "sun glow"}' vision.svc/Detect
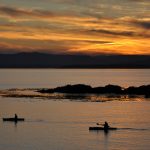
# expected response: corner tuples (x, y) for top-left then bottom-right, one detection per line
(0, 0), (149, 55)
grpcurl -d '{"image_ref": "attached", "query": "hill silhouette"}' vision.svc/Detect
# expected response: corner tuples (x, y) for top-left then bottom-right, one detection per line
(0, 52), (150, 68)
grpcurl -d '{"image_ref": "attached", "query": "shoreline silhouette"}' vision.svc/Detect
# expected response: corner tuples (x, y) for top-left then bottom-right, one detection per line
(38, 84), (150, 98)
(0, 84), (149, 101)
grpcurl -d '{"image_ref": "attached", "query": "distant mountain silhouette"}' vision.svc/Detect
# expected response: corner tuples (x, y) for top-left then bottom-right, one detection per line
(0, 52), (150, 68)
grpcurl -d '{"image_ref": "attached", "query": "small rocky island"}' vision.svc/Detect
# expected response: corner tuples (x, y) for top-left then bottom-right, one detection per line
(0, 84), (149, 101)
(38, 84), (150, 98)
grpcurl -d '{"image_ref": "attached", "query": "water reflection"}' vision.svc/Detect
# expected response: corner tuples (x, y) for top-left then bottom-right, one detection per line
(0, 96), (150, 150)
(0, 89), (148, 102)
(89, 129), (112, 150)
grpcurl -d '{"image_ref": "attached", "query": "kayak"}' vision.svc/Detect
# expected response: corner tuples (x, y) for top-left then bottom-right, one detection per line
(3, 118), (25, 122)
(89, 127), (117, 131)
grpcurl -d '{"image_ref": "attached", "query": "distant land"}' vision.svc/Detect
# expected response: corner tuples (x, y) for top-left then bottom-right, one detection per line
(38, 84), (150, 98)
(0, 52), (150, 68)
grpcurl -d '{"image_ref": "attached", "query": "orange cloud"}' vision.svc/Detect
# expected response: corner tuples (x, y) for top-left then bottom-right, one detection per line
(0, 5), (149, 55)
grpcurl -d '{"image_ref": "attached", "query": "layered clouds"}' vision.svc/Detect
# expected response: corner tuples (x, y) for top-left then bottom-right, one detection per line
(0, 0), (149, 54)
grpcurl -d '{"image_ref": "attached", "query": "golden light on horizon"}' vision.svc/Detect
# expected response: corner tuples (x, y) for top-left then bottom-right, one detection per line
(0, 0), (149, 55)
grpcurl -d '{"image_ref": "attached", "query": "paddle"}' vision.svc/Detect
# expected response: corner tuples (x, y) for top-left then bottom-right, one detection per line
(96, 123), (104, 126)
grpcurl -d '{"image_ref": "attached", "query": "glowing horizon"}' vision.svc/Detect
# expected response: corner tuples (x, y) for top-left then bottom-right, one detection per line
(0, 0), (149, 55)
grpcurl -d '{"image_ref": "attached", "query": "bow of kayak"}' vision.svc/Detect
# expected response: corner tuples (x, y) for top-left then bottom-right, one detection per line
(3, 118), (25, 121)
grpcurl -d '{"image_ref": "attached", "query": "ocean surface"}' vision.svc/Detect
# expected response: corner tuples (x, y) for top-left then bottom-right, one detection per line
(0, 69), (150, 150)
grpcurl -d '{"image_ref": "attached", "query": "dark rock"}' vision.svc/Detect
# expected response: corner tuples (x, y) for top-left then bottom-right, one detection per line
(38, 84), (150, 98)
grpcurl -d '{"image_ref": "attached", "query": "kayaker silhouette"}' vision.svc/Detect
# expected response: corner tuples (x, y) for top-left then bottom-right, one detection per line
(15, 114), (18, 120)
(103, 121), (109, 130)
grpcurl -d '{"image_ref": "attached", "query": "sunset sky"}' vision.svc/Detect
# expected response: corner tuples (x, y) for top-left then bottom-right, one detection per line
(0, 0), (149, 55)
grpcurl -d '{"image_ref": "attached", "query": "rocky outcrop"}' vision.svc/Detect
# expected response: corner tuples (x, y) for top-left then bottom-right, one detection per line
(38, 84), (150, 97)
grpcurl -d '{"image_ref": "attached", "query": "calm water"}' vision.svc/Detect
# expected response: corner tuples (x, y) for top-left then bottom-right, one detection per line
(0, 69), (150, 89)
(0, 69), (150, 150)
